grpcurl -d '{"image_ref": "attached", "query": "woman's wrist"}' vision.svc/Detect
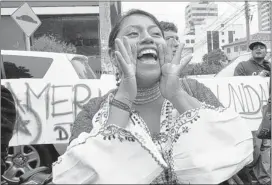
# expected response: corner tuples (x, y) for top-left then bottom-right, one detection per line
(114, 92), (133, 108)
(107, 93), (133, 128)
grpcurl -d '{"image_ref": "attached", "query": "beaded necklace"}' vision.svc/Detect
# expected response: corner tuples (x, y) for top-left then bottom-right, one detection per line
(134, 82), (161, 105)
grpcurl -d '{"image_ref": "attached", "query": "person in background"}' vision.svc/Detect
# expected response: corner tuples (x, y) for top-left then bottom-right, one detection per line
(254, 76), (271, 185)
(1, 85), (16, 184)
(159, 21), (180, 58)
(159, 21), (223, 108)
(234, 41), (271, 185)
(234, 41), (270, 76)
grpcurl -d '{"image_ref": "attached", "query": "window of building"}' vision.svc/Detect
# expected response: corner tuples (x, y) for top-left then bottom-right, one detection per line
(262, 16), (270, 23)
(207, 31), (212, 52)
(193, 7), (217, 11)
(261, 2), (270, 9)
(221, 24), (224, 27)
(191, 39), (195, 43)
(261, 11), (270, 18)
(210, 8), (218, 11)
(222, 39), (225, 43)
(208, 13), (218, 16)
(212, 31), (220, 50)
(240, 45), (247, 51)
(193, 7), (207, 10)
(195, 18), (205, 21)
(221, 32), (224, 35)
(227, 48), (231, 53)
(261, 7), (270, 13)
(34, 14), (100, 57)
(186, 39), (190, 43)
(234, 46), (239, 52)
(235, 38), (238, 41)
(228, 31), (234, 43)
(200, 1), (209, 4)
(192, 13), (218, 16)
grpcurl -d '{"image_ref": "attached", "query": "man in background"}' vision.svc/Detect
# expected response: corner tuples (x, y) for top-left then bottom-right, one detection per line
(159, 21), (180, 58)
(159, 21), (223, 108)
(233, 41), (271, 185)
(234, 41), (270, 76)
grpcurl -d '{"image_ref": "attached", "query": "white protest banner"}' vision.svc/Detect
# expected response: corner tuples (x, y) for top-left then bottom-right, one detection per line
(2, 79), (116, 146)
(1, 76), (269, 146)
(197, 76), (270, 131)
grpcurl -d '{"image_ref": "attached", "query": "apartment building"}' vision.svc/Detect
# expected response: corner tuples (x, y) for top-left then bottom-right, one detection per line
(185, 1), (218, 35)
(258, 1), (271, 31)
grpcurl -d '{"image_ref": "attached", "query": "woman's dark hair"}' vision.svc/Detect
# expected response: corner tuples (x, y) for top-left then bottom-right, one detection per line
(159, 21), (178, 33)
(108, 9), (164, 53)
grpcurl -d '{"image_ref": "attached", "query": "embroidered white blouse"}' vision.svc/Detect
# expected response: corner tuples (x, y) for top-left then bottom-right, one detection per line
(52, 93), (254, 184)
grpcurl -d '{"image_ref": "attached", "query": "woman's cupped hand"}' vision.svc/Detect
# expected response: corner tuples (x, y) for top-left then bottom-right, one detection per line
(113, 37), (193, 104)
(114, 37), (138, 103)
(158, 43), (193, 102)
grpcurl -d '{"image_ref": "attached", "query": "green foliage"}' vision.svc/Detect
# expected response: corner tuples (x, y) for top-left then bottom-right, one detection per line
(182, 49), (228, 76)
(202, 49), (228, 64)
(31, 34), (76, 54)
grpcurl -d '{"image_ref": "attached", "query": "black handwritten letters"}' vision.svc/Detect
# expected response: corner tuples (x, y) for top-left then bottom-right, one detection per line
(51, 85), (73, 117)
(3, 78), (269, 145)
(4, 82), (104, 145)
(216, 82), (269, 118)
(26, 83), (50, 119)
(72, 84), (91, 119)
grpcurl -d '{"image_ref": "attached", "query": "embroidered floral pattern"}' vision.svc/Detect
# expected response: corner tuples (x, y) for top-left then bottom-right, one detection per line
(101, 125), (135, 142)
(151, 139), (179, 184)
(158, 100), (201, 144)
(181, 126), (190, 133)
(160, 100), (175, 143)
(201, 102), (227, 112)
(130, 111), (152, 137)
(66, 94), (230, 184)
(151, 102), (231, 184)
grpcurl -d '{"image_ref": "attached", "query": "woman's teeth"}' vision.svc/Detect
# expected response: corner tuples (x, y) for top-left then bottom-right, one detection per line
(138, 49), (157, 58)
(141, 60), (157, 64)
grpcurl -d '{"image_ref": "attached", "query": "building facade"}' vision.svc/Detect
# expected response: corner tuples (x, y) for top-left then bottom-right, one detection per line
(185, 2), (218, 35)
(206, 24), (244, 53)
(183, 20), (243, 63)
(258, 1), (271, 31)
(221, 31), (271, 60)
(182, 2), (244, 64)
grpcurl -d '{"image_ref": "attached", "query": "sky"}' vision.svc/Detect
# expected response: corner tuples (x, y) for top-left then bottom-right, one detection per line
(122, 1), (259, 39)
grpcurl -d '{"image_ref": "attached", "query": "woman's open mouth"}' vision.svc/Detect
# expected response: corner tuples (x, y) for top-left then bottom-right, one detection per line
(137, 49), (158, 64)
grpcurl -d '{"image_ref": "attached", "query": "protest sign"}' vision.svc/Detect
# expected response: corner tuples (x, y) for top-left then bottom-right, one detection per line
(197, 76), (270, 131)
(1, 76), (269, 146)
(2, 79), (115, 146)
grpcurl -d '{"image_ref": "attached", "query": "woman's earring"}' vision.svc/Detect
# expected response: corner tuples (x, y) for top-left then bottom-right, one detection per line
(115, 72), (121, 86)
